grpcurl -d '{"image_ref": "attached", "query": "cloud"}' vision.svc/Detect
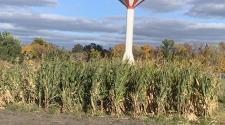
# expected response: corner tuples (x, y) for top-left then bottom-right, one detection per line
(142, 0), (225, 18)
(1, 11), (225, 48)
(142, 0), (186, 12)
(0, 23), (15, 30)
(0, 11), (121, 33)
(0, 0), (125, 47)
(186, 0), (225, 18)
(1, 0), (225, 48)
(135, 17), (225, 42)
(0, 0), (58, 7)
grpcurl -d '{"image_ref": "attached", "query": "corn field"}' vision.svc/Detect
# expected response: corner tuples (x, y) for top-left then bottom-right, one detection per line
(0, 59), (219, 118)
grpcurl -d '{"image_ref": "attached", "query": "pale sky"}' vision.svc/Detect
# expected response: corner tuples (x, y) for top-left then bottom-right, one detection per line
(1, 0), (225, 48)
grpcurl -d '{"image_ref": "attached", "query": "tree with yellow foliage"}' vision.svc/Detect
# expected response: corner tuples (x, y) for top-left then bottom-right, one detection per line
(174, 43), (192, 60)
(140, 44), (152, 60)
(22, 38), (55, 60)
(111, 44), (125, 58)
(219, 42), (225, 50)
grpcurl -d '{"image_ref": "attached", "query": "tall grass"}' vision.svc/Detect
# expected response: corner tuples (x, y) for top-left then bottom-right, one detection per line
(0, 59), (219, 118)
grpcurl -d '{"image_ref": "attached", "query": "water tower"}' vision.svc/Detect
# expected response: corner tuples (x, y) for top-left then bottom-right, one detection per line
(119, 0), (144, 63)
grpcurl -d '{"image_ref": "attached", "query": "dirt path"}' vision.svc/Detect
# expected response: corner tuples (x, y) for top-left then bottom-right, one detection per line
(0, 110), (159, 125)
(214, 105), (225, 124)
(1, 109), (225, 125)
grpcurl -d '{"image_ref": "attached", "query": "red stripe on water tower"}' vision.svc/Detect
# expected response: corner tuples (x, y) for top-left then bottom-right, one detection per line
(119, 0), (126, 7)
(123, 0), (128, 7)
(124, 0), (131, 9)
(135, 0), (144, 7)
(132, 0), (139, 8)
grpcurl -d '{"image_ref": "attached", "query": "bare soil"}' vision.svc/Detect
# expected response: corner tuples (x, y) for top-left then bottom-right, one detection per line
(1, 108), (225, 125)
(0, 110), (159, 125)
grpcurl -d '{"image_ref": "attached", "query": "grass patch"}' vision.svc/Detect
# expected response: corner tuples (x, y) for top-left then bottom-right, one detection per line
(218, 80), (225, 105)
(143, 115), (188, 125)
(46, 105), (61, 114)
(5, 103), (41, 113)
(143, 115), (220, 125)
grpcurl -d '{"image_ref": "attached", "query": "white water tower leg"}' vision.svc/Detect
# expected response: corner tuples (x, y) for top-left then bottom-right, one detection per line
(123, 9), (135, 63)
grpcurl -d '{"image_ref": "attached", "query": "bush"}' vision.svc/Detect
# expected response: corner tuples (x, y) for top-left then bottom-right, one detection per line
(22, 38), (57, 60)
(0, 32), (21, 61)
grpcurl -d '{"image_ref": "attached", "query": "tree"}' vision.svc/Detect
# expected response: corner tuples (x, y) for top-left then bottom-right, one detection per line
(174, 43), (192, 60)
(140, 44), (152, 60)
(83, 43), (104, 53)
(160, 39), (175, 61)
(22, 38), (56, 60)
(32, 38), (48, 46)
(111, 44), (125, 58)
(0, 32), (21, 61)
(72, 44), (84, 53)
(219, 42), (225, 51)
(83, 43), (108, 60)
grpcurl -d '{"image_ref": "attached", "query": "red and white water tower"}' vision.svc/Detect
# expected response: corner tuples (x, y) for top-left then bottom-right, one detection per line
(119, 0), (144, 63)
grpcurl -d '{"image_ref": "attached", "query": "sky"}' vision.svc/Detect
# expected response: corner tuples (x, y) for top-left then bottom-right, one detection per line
(1, 0), (225, 48)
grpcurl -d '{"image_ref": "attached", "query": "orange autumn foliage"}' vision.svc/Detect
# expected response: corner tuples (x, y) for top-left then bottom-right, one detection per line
(140, 44), (153, 60)
(111, 44), (125, 58)
(22, 38), (55, 60)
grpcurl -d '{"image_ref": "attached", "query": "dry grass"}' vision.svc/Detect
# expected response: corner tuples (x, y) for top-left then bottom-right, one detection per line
(0, 59), (219, 120)
(214, 104), (225, 124)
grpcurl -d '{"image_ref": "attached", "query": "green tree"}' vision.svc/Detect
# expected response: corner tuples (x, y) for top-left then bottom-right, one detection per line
(72, 44), (84, 53)
(83, 43), (109, 60)
(32, 38), (48, 46)
(0, 32), (21, 61)
(160, 39), (175, 61)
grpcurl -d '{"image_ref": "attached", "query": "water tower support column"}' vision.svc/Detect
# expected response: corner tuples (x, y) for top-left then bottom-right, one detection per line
(123, 8), (135, 63)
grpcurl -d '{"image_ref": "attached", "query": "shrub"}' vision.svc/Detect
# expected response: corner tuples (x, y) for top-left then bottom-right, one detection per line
(0, 32), (21, 62)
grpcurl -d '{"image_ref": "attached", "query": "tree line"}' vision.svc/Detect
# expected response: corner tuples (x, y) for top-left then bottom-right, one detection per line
(0, 32), (225, 73)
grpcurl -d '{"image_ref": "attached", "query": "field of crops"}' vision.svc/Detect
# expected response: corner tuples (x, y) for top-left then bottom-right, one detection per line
(0, 58), (219, 121)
